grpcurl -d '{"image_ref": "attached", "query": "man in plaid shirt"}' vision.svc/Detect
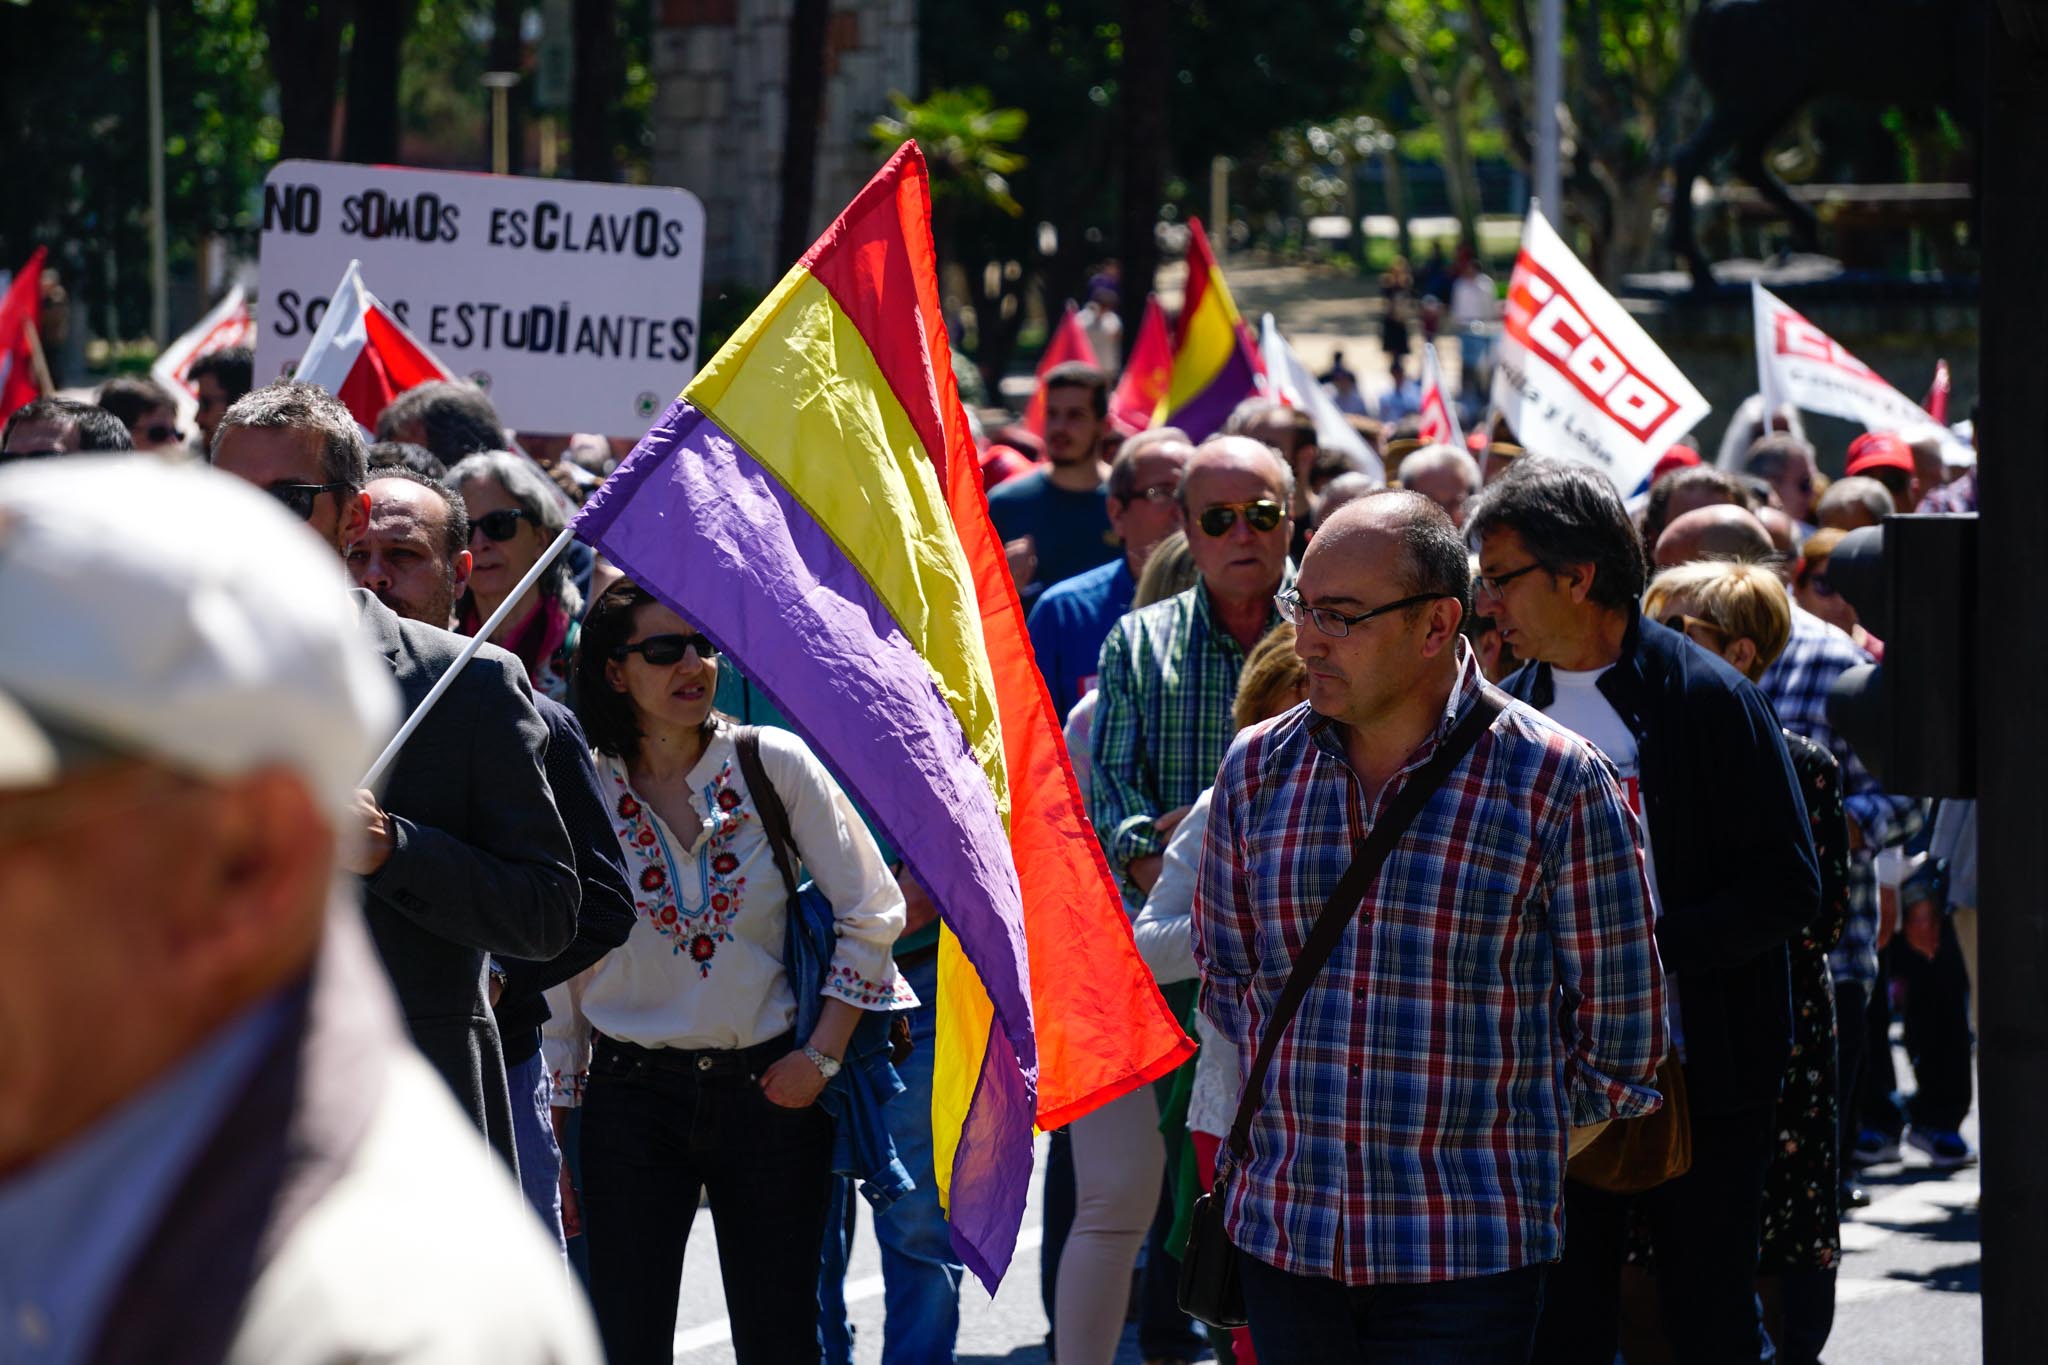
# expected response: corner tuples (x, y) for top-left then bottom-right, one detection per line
(1193, 492), (1666, 1360)
(1093, 436), (1295, 896)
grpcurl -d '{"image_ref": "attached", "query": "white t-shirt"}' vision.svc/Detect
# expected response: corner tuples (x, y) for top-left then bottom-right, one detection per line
(1544, 666), (1681, 1056)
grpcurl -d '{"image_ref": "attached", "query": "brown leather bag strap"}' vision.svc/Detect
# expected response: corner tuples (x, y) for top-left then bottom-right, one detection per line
(733, 726), (801, 909)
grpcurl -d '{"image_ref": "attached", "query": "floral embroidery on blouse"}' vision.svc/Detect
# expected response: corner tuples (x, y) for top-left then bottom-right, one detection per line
(609, 760), (752, 977)
(826, 961), (921, 1010)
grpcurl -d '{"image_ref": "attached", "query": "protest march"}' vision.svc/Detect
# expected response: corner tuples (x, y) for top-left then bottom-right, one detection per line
(0, 5), (2010, 1363)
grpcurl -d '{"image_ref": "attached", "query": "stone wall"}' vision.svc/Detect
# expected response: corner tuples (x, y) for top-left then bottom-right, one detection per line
(651, 0), (917, 291)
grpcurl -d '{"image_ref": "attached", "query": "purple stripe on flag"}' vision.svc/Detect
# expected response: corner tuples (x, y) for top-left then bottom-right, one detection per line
(1168, 344), (1261, 442)
(948, 1020), (1035, 1289)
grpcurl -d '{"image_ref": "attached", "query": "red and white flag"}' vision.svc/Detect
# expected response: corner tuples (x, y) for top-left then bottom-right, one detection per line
(1257, 313), (1382, 482)
(1491, 208), (1709, 491)
(1417, 341), (1463, 451)
(294, 260), (456, 432)
(151, 283), (256, 406)
(1922, 358), (1951, 425)
(1752, 283), (1942, 437)
(0, 247), (49, 428)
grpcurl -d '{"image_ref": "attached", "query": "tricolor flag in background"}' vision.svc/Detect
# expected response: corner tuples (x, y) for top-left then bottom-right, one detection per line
(293, 260), (456, 433)
(1416, 340), (1464, 452)
(571, 142), (1193, 1288)
(1023, 300), (1097, 438)
(1108, 295), (1170, 434)
(1155, 219), (1261, 439)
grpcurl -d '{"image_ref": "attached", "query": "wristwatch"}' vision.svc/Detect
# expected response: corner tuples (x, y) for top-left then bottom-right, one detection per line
(803, 1045), (842, 1080)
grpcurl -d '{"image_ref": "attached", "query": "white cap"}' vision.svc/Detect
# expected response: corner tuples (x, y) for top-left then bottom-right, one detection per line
(0, 457), (398, 826)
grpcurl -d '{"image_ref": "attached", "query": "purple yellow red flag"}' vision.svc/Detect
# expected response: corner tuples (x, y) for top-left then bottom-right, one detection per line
(1156, 218), (1260, 439)
(570, 142), (1192, 1290)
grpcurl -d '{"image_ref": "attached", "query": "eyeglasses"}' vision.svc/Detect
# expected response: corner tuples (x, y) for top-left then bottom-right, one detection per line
(1195, 499), (1285, 537)
(265, 481), (351, 521)
(1275, 589), (1452, 638)
(0, 447), (67, 464)
(1473, 562), (1545, 597)
(1663, 613), (1728, 646)
(611, 632), (719, 666)
(142, 423), (182, 445)
(1120, 484), (1179, 506)
(472, 508), (535, 543)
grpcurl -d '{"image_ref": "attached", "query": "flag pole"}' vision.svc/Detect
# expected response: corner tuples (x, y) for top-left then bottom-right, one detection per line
(360, 525), (580, 789)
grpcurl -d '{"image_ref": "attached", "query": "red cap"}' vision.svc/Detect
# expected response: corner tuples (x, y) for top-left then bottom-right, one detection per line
(1845, 431), (1914, 478)
(1650, 446), (1702, 484)
(979, 444), (1036, 492)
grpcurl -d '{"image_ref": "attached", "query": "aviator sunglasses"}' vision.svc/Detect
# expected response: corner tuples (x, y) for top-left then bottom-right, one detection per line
(1195, 499), (1285, 538)
(612, 633), (720, 666)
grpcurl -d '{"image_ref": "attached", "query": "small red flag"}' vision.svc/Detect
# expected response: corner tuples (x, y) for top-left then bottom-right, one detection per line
(1023, 301), (1098, 438)
(1108, 296), (1170, 433)
(0, 248), (49, 428)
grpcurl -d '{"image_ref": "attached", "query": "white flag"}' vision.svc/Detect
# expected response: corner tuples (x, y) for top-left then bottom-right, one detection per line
(1258, 313), (1384, 483)
(1490, 208), (1709, 491)
(1417, 341), (1464, 451)
(152, 282), (256, 409)
(1752, 282), (1953, 445)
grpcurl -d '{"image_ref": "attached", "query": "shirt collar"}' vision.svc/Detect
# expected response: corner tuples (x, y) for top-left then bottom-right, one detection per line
(0, 993), (289, 1365)
(1191, 561), (1297, 649)
(1303, 637), (1485, 778)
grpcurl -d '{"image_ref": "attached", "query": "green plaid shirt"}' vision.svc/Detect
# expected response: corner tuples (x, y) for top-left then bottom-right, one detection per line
(1090, 575), (1290, 888)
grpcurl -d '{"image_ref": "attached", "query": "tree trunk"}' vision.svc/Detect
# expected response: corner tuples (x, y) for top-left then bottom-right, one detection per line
(1117, 0), (1170, 341)
(269, 0), (347, 162)
(570, 0), (618, 181)
(487, 0), (523, 174)
(778, 0), (831, 268)
(342, 0), (410, 164)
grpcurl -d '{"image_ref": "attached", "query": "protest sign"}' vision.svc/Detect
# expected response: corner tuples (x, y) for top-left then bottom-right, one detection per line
(1490, 208), (1709, 491)
(257, 161), (704, 436)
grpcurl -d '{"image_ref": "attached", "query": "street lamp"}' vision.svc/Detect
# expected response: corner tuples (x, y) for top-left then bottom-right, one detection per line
(482, 71), (520, 176)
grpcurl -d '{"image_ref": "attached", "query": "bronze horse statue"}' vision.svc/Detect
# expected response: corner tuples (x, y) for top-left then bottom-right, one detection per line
(1668, 0), (1985, 287)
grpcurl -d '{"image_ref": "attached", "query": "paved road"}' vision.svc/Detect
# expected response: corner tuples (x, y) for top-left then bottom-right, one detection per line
(664, 1050), (1980, 1364)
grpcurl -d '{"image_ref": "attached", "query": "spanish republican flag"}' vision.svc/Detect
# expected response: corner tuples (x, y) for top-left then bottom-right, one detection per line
(571, 143), (1192, 1289)
(1156, 218), (1260, 438)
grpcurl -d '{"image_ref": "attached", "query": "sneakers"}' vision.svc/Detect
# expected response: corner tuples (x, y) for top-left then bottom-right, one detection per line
(1906, 1127), (1977, 1169)
(1852, 1128), (1902, 1167)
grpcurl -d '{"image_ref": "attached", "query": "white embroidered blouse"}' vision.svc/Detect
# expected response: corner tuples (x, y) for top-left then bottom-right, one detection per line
(543, 725), (914, 1105)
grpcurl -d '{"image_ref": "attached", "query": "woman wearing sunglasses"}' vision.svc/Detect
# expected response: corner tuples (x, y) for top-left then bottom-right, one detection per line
(448, 451), (582, 701)
(1644, 561), (1852, 1363)
(1792, 527), (1883, 662)
(547, 579), (913, 1364)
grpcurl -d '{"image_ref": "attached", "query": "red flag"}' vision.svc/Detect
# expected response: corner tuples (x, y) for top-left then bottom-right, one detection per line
(1108, 296), (1170, 433)
(0, 248), (49, 427)
(1023, 301), (1098, 438)
(1417, 341), (1463, 450)
(1923, 358), (1951, 425)
(292, 260), (456, 431)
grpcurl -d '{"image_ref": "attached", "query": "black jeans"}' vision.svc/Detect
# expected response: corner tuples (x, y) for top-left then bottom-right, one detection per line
(1239, 1253), (1547, 1363)
(1532, 1102), (1777, 1365)
(1834, 979), (1871, 1177)
(580, 1033), (834, 1365)
(1896, 921), (1975, 1131)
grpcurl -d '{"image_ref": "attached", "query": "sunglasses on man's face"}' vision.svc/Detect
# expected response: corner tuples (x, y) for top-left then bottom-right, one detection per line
(265, 481), (350, 522)
(612, 633), (720, 666)
(1195, 499), (1285, 538)
(471, 508), (535, 543)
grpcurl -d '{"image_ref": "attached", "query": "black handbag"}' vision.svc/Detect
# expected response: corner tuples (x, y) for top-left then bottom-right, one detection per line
(1178, 689), (1503, 1329)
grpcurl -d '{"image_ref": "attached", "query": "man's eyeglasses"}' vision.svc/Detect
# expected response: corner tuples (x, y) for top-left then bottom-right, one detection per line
(265, 481), (351, 522)
(472, 508), (535, 543)
(1195, 499), (1285, 538)
(1120, 484), (1179, 506)
(1275, 589), (1452, 639)
(611, 633), (719, 666)
(1473, 562), (1545, 598)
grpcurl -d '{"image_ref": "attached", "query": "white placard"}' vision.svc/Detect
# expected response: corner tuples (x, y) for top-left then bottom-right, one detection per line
(1490, 207), (1709, 491)
(256, 160), (704, 437)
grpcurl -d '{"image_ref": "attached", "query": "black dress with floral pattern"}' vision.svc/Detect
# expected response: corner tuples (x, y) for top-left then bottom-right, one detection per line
(1759, 729), (1851, 1273)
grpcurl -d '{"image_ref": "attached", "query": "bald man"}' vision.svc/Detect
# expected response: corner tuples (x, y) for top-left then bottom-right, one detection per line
(1653, 504), (1777, 569)
(1395, 442), (1482, 528)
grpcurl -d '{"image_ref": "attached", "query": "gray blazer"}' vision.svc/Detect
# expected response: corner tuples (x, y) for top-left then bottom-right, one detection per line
(353, 590), (580, 1168)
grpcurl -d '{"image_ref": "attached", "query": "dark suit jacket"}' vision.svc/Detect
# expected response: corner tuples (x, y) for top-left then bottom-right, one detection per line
(1503, 614), (1820, 1115)
(354, 590), (579, 1167)
(494, 696), (637, 1068)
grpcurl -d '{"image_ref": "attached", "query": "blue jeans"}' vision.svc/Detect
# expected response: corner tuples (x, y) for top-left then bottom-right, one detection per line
(1240, 1252), (1547, 1363)
(505, 1049), (565, 1255)
(819, 952), (965, 1364)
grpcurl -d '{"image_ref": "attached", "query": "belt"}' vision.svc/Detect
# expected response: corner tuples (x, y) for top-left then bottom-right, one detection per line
(593, 1030), (794, 1080)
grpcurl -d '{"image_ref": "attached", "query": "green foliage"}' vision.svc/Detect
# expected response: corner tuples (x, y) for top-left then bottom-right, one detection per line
(871, 88), (1028, 218)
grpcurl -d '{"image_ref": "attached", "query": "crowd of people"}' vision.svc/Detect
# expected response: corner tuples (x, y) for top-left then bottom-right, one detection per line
(0, 317), (1977, 1365)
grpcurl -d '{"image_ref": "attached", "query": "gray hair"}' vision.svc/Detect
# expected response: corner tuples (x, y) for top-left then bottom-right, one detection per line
(213, 380), (369, 491)
(1179, 434), (1298, 512)
(1395, 443), (1481, 490)
(1222, 396), (1290, 437)
(1107, 425), (1193, 502)
(1815, 475), (1895, 528)
(447, 451), (581, 612)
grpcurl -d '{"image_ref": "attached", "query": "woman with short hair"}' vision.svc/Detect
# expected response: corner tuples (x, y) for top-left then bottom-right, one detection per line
(448, 451), (582, 701)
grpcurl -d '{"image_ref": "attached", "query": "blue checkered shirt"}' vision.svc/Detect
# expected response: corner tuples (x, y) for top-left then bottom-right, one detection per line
(1758, 609), (1925, 988)
(1193, 650), (1667, 1285)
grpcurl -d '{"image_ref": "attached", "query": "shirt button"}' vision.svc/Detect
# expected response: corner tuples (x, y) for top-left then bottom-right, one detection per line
(696, 1056), (713, 1072)
(16, 1302), (50, 1347)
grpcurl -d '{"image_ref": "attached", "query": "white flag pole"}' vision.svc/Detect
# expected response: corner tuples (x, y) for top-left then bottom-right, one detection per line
(359, 525), (580, 789)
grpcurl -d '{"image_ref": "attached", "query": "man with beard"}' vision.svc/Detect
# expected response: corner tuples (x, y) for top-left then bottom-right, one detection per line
(987, 362), (1118, 601)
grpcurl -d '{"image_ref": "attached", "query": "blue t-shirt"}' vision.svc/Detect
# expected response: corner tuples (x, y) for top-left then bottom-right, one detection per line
(986, 469), (1118, 597)
(1025, 557), (1135, 721)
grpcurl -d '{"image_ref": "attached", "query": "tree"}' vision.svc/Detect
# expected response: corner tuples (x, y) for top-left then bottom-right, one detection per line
(1374, 1), (1486, 247)
(343, 0), (413, 164)
(778, 0), (832, 267)
(266, 0), (347, 162)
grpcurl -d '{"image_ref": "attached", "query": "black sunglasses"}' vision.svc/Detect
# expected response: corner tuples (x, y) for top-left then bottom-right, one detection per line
(1195, 499), (1285, 538)
(612, 632), (719, 666)
(472, 508), (535, 543)
(142, 423), (181, 444)
(266, 481), (351, 521)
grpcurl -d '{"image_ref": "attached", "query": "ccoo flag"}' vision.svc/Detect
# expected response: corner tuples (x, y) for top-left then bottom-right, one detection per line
(1156, 219), (1260, 439)
(570, 142), (1193, 1290)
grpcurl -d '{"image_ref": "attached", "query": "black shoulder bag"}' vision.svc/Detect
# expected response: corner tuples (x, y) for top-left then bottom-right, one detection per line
(1178, 688), (1503, 1329)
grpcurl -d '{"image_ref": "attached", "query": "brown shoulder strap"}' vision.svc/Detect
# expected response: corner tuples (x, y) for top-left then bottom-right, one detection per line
(733, 726), (801, 907)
